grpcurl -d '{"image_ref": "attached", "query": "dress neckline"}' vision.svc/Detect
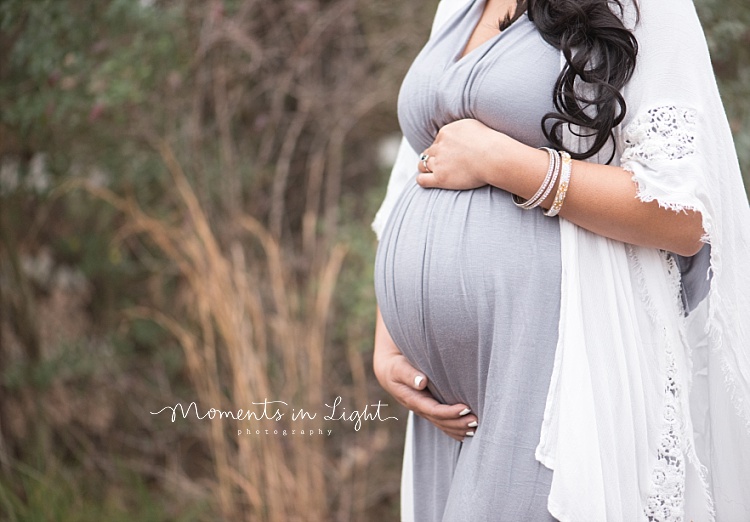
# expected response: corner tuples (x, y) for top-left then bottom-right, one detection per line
(452, 0), (528, 65)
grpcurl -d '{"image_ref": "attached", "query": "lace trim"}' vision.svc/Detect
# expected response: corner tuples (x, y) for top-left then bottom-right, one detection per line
(622, 106), (697, 163)
(644, 349), (686, 522)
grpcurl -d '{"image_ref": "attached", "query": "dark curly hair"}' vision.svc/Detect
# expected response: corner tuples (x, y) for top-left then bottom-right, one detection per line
(501, 0), (639, 162)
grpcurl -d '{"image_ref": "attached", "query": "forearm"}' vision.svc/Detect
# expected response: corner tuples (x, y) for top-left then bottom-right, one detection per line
(487, 135), (705, 257)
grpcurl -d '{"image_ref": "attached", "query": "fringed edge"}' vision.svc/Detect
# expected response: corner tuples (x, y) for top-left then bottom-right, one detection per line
(623, 178), (724, 522)
(626, 165), (708, 222)
(700, 217), (750, 434)
(625, 244), (684, 330)
(627, 239), (715, 520)
(684, 435), (717, 521)
(626, 173), (750, 514)
(710, 318), (750, 433)
(664, 253), (687, 319)
(676, 246), (717, 519)
(625, 244), (662, 323)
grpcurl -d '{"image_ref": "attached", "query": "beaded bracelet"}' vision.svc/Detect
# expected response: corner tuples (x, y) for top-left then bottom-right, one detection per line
(543, 151), (572, 217)
(512, 147), (560, 210)
(535, 149), (561, 209)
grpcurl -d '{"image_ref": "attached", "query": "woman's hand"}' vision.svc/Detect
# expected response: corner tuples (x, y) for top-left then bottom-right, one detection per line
(373, 308), (478, 442)
(416, 118), (502, 190)
(416, 118), (704, 257)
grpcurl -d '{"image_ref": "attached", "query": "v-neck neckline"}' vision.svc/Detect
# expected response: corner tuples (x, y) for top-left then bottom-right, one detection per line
(451, 0), (527, 66)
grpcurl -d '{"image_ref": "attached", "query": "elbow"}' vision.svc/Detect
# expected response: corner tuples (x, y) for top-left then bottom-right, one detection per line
(672, 236), (704, 258)
(669, 211), (705, 257)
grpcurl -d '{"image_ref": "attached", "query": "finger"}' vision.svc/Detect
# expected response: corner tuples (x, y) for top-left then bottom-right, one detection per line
(426, 402), (475, 421)
(398, 384), (442, 413)
(411, 400), (479, 442)
(409, 396), (479, 427)
(430, 414), (479, 442)
(416, 172), (438, 188)
(400, 385), (478, 423)
(431, 417), (478, 442)
(411, 407), (472, 441)
(430, 413), (478, 432)
(424, 403), (479, 438)
(417, 150), (433, 174)
(439, 428), (468, 442)
(389, 355), (429, 391)
(441, 426), (475, 442)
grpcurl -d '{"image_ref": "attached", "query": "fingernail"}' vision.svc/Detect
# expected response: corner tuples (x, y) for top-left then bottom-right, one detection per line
(414, 376), (423, 387)
(466, 431), (475, 437)
(467, 421), (478, 428)
(459, 408), (471, 416)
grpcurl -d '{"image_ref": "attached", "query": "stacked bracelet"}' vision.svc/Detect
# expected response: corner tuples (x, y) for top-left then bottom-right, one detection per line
(512, 147), (573, 217)
(512, 147), (559, 210)
(544, 151), (572, 217)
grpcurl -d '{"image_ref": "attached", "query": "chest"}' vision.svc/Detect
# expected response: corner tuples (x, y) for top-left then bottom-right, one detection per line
(396, 0), (560, 152)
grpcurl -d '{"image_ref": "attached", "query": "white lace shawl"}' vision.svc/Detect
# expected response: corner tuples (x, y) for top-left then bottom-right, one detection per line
(371, 1), (750, 520)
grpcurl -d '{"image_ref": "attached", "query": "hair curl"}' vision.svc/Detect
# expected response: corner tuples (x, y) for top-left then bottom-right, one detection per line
(501, 0), (639, 162)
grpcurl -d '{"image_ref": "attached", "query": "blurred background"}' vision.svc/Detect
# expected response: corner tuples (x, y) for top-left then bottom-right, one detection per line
(0, 0), (748, 520)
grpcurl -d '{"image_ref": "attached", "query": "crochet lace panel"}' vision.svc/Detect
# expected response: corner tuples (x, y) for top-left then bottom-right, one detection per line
(622, 106), (697, 163)
(644, 349), (686, 522)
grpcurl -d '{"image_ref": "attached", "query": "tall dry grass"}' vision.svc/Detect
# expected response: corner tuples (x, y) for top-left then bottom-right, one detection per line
(80, 138), (375, 521)
(1, 0), (436, 518)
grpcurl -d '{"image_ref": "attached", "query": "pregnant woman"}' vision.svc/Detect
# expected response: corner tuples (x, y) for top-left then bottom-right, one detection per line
(372, 0), (750, 520)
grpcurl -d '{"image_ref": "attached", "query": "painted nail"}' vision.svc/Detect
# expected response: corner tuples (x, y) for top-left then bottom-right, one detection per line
(467, 421), (478, 428)
(414, 375), (423, 387)
(466, 431), (475, 437)
(459, 408), (471, 416)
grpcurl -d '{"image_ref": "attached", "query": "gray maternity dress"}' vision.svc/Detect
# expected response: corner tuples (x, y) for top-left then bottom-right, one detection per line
(375, 3), (561, 520)
(373, 1), (711, 520)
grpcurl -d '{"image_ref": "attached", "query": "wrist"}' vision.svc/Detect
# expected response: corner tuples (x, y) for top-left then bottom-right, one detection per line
(481, 132), (515, 186)
(373, 340), (398, 384)
(374, 352), (402, 392)
(498, 139), (556, 201)
(482, 133), (539, 188)
(373, 345), (389, 383)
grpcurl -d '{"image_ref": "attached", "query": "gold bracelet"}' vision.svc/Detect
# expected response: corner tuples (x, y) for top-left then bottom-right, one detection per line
(544, 151), (572, 217)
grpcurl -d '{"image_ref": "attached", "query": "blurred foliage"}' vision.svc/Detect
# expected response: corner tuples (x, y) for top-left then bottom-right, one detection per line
(0, 0), (748, 520)
(0, 0), (185, 180)
(0, 460), (209, 521)
(1, 0), (431, 519)
(697, 0), (750, 186)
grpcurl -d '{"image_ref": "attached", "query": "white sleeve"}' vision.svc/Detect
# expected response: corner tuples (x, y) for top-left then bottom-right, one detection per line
(371, 137), (418, 240)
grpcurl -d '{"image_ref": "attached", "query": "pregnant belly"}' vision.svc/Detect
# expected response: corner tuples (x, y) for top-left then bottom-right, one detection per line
(374, 176), (561, 415)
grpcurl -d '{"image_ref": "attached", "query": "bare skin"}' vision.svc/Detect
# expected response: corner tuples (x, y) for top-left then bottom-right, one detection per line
(373, 0), (705, 442)
(417, 119), (704, 257)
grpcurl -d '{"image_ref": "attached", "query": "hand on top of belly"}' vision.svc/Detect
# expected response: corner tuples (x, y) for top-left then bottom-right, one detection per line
(417, 118), (503, 191)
